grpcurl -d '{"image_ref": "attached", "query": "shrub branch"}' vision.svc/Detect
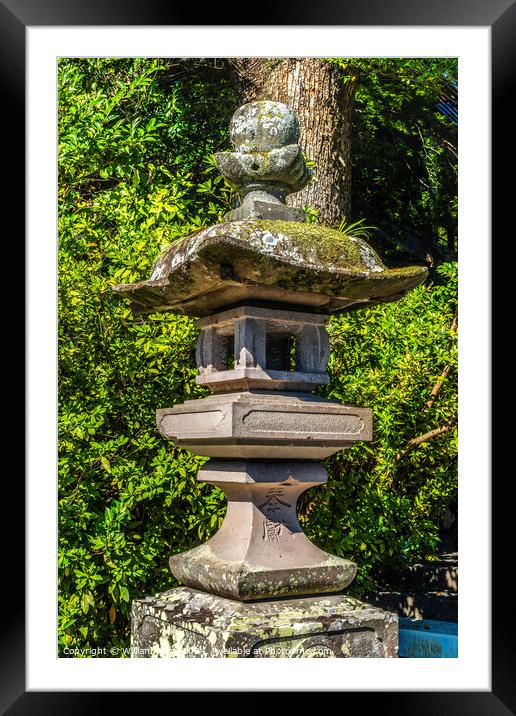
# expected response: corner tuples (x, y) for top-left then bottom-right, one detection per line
(395, 414), (458, 462)
(426, 312), (457, 409)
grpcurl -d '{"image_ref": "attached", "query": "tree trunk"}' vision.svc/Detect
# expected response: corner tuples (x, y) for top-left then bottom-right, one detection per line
(229, 58), (357, 226)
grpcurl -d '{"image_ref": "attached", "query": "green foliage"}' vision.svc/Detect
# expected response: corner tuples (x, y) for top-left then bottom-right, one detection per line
(335, 217), (377, 240)
(304, 261), (457, 593)
(330, 58), (458, 261)
(58, 58), (233, 655)
(58, 58), (457, 654)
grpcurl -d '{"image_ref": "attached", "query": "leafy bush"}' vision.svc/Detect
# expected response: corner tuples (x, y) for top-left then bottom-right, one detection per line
(330, 58), (458, 262)
(58, 58), (457, 654)
(307, 261), (457, 593)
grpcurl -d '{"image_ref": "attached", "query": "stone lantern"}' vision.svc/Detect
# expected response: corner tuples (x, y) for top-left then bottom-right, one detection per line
(114, 100), (427, 658)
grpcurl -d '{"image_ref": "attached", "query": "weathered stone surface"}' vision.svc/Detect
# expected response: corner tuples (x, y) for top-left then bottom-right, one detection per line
(229, 101), (300, 153)
(157, 391), (372, 459)
(215, 101), (312, 222)
(169, 459), (356, 601)
(226, 194), (306, 222)
(131, 587), (398, 658)
(216, 145), (310, 195)
(196, 366), (328, 393)
(112, 220), (428, 317)
(195, 305), (330, 392)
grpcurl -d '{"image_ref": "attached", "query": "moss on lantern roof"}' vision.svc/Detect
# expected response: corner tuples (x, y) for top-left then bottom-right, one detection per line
(112, 220), (428, 318)
(253, 220), (382, 271)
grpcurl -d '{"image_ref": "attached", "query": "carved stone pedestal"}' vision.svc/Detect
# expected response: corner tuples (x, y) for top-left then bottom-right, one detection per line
(131, 587), (398, 658)
(168, 459), (356, 601)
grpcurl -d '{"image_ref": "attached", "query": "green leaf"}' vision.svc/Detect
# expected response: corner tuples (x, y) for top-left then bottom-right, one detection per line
(100, 457), (111, 473)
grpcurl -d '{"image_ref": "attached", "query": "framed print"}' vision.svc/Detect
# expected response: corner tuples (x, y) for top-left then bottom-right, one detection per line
(8, 0), (510, 710)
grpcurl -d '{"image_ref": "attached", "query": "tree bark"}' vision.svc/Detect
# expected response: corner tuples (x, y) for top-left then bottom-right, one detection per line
(229, 58), (357, 226)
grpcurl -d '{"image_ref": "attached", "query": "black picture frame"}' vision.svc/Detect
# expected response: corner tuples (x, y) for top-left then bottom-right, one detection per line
(9, 0), (508, 711)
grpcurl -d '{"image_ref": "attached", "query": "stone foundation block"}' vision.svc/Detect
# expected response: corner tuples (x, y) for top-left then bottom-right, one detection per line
(131, 587), (398, 658)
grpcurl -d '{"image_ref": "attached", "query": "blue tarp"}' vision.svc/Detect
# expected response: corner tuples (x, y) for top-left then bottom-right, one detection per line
(399, 617), (458, 658)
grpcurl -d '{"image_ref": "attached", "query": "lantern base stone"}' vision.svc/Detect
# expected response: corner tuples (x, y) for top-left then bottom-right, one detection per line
(131, 587), (398, 658)
(169, 545), (357, 602)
